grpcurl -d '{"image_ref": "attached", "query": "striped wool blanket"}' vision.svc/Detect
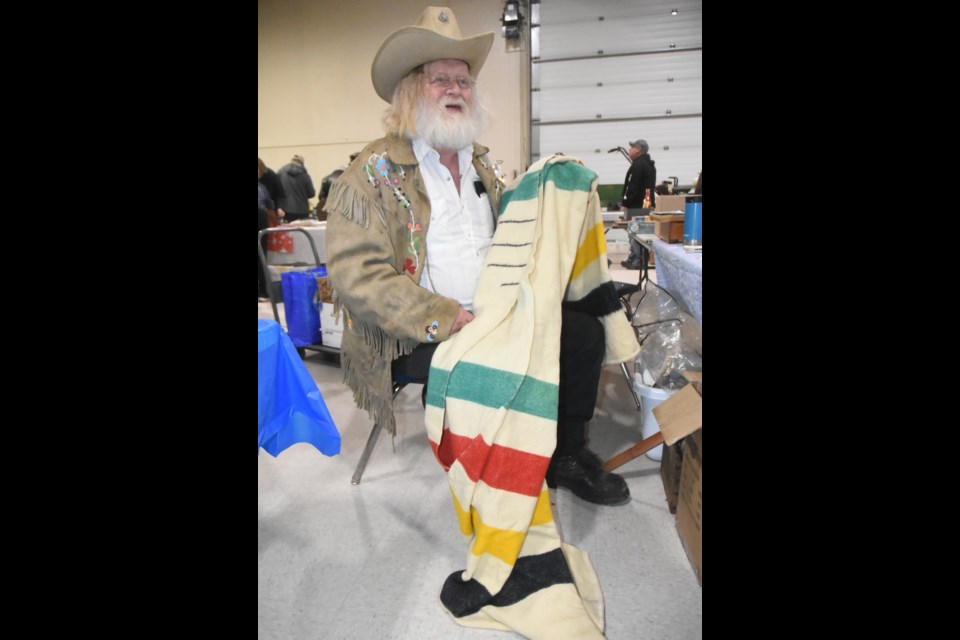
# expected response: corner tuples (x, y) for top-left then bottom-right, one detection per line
(424, 156), (640, 638)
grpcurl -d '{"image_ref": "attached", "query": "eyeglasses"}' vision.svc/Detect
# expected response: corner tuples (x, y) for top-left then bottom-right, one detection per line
(425, 73), (475, 90)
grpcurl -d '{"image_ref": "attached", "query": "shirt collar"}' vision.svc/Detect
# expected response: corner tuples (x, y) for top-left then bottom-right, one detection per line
(411, 137), (437, 164)
(412, 137), (474, 175)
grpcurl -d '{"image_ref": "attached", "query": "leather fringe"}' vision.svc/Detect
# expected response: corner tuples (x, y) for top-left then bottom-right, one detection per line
(340, 348), (398, 436)
(325, 179), (387, 229)
(336, 297), (420, 437)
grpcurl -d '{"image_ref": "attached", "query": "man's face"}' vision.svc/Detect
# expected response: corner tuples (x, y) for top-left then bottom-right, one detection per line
(416, 58), (486, 151)
(629, 145), (642, 159)
(422, 59), (473, 116)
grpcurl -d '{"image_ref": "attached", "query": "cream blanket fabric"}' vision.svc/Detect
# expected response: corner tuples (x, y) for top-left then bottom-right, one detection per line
(424, 156), (639, 638)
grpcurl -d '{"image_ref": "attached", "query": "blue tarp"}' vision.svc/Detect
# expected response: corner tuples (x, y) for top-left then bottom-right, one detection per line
(258, 319), (340, 456)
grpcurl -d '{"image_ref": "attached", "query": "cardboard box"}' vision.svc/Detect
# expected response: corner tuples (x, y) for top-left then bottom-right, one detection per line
(321, 329), (342, 348)
(656, 194), (689, 213)
(653, 374), (702, 585)
(676, 428), (702, 585)
(318, 303), (343, 348)
(654, 220), (684, 243)
(660, 437), (684, 513)
(652, 379), (702, 446)
(650, 213), (684, 243)
(649, 213), (684, 222)
(317, 276), (334, 304)
(319, 303), (342, 330)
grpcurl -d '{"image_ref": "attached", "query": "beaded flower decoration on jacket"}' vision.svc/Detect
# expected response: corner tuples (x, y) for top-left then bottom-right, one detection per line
(477, 153), (505, 203)
(363, 151), (421, 276)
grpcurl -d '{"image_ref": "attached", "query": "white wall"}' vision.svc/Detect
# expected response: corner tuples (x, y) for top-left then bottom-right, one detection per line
(258, 0), (529, 202)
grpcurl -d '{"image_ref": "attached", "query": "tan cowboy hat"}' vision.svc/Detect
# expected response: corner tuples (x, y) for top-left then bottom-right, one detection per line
(371, 6), (494, 102)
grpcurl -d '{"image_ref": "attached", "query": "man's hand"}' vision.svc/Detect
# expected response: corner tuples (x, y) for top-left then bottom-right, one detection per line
(278, 208), (286, 220)
(450, 307), (474, 335)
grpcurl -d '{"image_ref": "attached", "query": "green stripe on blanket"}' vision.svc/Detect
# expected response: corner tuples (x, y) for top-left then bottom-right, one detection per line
(426, 362), (558, 421)
(498, 162), (595, 214)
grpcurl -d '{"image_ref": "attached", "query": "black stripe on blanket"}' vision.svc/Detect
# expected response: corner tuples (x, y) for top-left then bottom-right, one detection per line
(440, 548), (573, 618)
(562, 280), (623, 317)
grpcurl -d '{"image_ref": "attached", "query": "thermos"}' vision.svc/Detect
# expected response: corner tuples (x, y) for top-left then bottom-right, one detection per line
(683, 200), (702, 247)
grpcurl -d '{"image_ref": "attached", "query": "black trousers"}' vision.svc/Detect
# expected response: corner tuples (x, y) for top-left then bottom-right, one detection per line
(392, 307), (604, 459)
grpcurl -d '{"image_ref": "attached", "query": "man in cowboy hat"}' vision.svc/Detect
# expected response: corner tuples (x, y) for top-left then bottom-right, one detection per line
(325, 6), (629, 506)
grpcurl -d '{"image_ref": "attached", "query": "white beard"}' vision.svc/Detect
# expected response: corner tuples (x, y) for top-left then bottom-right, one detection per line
(415, 95), (487, 151)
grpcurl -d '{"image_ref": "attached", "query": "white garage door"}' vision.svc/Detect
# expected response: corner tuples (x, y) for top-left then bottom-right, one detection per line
(531, 0), (702, 189)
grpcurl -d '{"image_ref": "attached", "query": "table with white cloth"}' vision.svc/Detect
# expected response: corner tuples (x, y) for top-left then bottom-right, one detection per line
(652, 239), (702, 327)
(266, 222), (327, 265)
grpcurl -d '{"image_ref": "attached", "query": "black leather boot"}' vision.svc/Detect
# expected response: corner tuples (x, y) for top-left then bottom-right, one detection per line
(546, 448), (630, 506)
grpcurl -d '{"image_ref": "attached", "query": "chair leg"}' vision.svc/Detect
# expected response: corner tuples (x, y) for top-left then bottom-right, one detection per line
(620, 361), (642, 412)
(351, 420), (384, 485)
(350, 382), (407, 485)
(617, 281), (643, 412)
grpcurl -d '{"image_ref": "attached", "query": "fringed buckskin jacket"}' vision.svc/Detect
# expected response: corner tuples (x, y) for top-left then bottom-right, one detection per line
(324, 135), (503, 435)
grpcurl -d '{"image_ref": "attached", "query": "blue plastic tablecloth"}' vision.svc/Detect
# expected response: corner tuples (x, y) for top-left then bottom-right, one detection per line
(258, 319), (340, 456)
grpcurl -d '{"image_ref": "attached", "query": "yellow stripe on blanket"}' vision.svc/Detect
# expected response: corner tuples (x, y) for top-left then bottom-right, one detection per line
(569, 221), (606, 282)
(451, 488), (554, 564)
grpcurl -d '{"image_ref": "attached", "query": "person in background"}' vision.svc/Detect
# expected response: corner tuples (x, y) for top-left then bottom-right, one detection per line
(620, 139), (656, 269)
(258, 158), (285, 226)
(277, 155), (316, 222)
(258, 179), (274, 300)
(319, 170), (343, 202)
(325, 6), (629, 508)
(317, 153), (362, 220)
(316, 167), (345, 221)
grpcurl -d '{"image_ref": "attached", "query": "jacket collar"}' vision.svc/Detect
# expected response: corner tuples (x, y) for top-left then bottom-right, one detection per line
(381, 134), (489, 166)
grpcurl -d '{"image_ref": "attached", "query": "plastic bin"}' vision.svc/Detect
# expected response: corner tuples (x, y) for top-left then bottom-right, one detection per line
(634, 373), (677, 461)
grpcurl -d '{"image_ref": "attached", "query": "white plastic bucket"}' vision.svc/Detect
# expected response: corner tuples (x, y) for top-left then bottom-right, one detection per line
(634, 373), (677, 461)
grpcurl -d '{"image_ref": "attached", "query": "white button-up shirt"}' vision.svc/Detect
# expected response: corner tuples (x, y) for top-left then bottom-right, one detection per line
(413, 137), (495, 312)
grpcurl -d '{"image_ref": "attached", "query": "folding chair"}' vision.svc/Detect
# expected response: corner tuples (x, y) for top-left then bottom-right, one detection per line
(350, 372), (428, 485)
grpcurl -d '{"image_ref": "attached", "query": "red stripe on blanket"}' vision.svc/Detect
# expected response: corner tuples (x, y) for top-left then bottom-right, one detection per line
(430, 429), (551, 497)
